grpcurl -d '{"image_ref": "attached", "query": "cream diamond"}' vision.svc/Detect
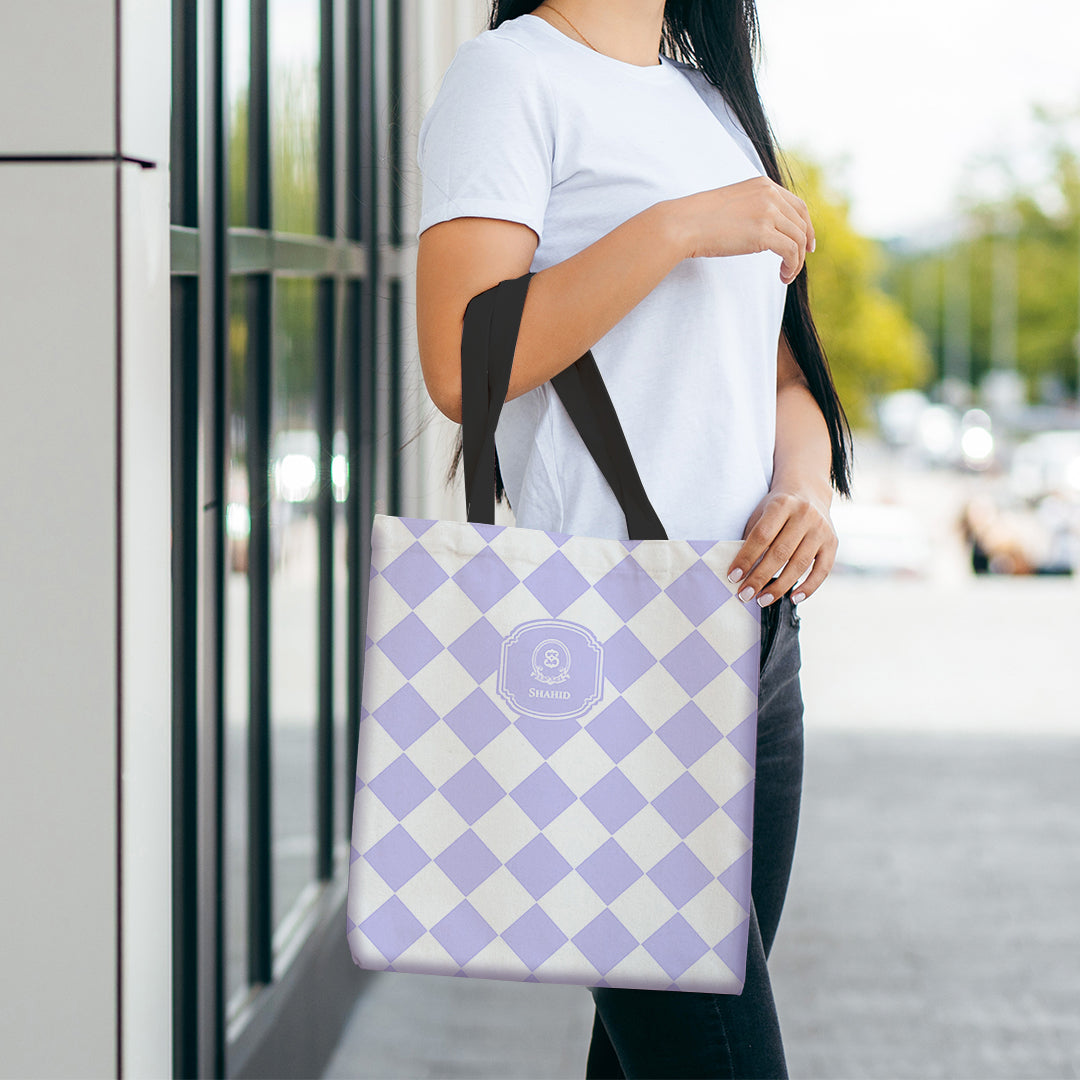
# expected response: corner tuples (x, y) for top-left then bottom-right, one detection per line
(694, 667), (757, 729)
(399, 791), (470, 858)
(466, 866), (536, 935)
(545, 729), (620, 798)
(357, 646), (407, 713)
(475, 724), (546, 793)
(409, 649), (476, 720)
(607, 872), (679, 940)
(469, 795), (539, 864)
(537, 868), (607, 938)
(364, 582), (414, 644)
(617, 735), (686, 802)
(624, 597), (695, 660)
(396, 861), (461, 927)
(413, 584), (493, 649)
(611, 803), (680, 870)
(541, 798), (614, 868)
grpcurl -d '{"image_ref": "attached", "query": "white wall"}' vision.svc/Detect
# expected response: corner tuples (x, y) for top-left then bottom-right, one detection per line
(0, 2), (173, 1076)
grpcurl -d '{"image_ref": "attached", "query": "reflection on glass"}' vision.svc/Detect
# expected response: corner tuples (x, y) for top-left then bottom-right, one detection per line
(334, 301), (350, 883)
(226, 0), (250, 227)
(271, 277), (319, 934)
(224, 278), (250, 1008)
(270, 0), (320, 235)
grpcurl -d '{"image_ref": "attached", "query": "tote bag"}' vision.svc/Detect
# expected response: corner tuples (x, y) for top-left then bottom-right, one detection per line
(347, 271), (761, 994)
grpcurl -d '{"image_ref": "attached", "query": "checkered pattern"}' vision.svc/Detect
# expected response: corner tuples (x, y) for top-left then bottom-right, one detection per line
(347, 515), (761, 993)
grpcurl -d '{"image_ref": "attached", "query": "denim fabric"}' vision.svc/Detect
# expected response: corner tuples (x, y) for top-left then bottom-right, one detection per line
(584, 593), (805, 1079)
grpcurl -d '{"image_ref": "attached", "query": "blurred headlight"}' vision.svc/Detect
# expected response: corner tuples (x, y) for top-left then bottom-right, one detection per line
(275, 453), (317, 502)
(226, 502), (251, 540)
(332, 453), (348, 502)
(961, 426), (994, 468)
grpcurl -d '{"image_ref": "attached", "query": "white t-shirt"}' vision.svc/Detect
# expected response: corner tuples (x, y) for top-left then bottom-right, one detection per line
(416, 12), (788, 542)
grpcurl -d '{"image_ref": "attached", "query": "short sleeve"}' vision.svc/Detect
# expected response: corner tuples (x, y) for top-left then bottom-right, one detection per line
(415, 35), (556, 244)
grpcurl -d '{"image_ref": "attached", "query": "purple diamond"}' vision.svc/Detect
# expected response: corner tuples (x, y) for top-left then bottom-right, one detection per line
(722, 781), (755, 838)
(656, 702), (723, 767)
(448, 617), (503, 682)
(586, 699), (651, 763)
(643, 913), (710, 979)
(715, 917), (750, 983)
(652, 774), (719, 839)
(444, 688), (510, 754)
(376, 612), (443, 679)
(522, 551), (590, 616)
(647, 842), (712, 908)
(430, 900), (497, 966)
(368, 755), (436, 820)
(576, 838), (643, 903)
(660, 632), (728, 697)
(603, 626), (656, 692)
(581, 768), (647, 834)
(665, 562), (732, 626)
(400, 517), (436, 539)
(470, 521), (505, 544)
(506, 835), (573, 900)
(510, 763), (576, 829)
(731, 642), (760, 694)
(371, 682), (440, 750)
(380, 542), (448, 607)
(434, 829), (500, 894)
(364, 824), (430, 890)
(502, 905), (568, 970)
(718, 849), (753, 910)
(572, 910), (638, 975)
(514, 715), (579, 757)
(594, 556), (662, 621)
(725, 715), (757, 767)
(452, 549), (518, 613)
(359, 896), (426, 962)
(439, 759), (505, 825)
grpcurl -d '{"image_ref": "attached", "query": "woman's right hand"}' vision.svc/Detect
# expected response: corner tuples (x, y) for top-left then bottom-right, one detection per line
(666, 177), (816, 285)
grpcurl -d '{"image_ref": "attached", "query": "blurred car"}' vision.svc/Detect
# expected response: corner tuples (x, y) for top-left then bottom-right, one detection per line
(960, 488), (1079, 575)
(829, 501), (933, 576)
(1008, 430), (1080, 502)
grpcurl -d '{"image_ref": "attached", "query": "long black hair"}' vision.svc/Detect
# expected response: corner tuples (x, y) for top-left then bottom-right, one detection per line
(447, 0), (853, 501)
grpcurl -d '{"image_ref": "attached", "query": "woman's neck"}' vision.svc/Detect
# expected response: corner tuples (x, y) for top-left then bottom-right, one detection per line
(531, 0), (666, 68)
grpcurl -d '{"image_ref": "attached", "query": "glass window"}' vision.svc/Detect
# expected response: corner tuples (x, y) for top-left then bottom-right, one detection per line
(224, 278), (251, 1006)
(270, 0), (321, 236)
(271, 276), (320, 932)
(226, 0), (251, 228)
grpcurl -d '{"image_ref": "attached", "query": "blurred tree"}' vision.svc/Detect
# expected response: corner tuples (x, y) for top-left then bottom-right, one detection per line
(791, 157), (932, 427)
(885, 105), (1080, 404)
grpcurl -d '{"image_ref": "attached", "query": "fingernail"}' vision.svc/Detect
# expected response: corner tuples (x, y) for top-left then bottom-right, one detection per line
(739, 586), (755, 602)
(792, 592), (806, 604)
(756, 593), (774, 608)
(809, 239), (816, 253)
(727, 568), (743, 584)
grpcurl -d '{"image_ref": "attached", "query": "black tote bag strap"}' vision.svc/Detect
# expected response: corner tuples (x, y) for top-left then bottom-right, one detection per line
(461, 270), (667, 542)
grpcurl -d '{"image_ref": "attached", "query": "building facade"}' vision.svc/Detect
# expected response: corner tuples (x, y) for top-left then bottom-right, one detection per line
(0, 1), (486, 1076)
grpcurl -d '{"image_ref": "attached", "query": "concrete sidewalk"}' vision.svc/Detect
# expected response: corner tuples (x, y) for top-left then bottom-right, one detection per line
(325, 730), (1080, 1079)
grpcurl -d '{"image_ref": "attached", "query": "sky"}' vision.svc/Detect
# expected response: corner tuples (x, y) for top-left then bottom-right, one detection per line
(755, 0), (1080, 240)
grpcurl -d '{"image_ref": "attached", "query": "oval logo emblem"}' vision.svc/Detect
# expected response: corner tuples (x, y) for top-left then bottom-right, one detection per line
(498, 619), (604, 721)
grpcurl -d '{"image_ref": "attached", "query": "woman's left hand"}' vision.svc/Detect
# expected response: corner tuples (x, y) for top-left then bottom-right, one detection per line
(725, 487), (838, 606)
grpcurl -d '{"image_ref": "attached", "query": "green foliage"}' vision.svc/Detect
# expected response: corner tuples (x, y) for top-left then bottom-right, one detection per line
(884, 106), (1080, 403)
(789, 158), (932, 427)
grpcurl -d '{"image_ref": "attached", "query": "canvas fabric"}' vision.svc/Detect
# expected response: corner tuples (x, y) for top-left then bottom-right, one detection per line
(346, 513), (761, 993)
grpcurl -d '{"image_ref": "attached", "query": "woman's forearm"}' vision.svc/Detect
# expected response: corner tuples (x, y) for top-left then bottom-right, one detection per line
(771, 379), (834, 507)
(505, 201), (686, 404)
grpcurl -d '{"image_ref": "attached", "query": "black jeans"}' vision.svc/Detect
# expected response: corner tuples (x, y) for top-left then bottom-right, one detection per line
(585, 593), (805, 1080)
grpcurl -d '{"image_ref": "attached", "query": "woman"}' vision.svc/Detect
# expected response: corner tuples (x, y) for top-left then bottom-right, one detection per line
(414, 1), (852, 1075)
